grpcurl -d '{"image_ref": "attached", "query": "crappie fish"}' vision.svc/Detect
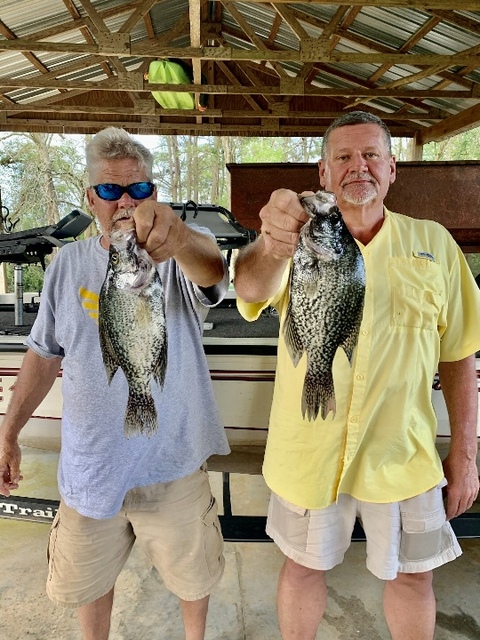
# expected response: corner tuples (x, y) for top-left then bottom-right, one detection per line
(99, 228), (167, 437)
(283, 191), (365, 421)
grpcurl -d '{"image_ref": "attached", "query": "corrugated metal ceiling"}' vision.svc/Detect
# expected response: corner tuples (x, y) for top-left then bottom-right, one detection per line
(0, 0), (478, 141)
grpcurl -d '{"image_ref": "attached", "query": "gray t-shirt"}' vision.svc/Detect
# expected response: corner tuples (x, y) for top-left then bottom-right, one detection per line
(26, 229), (230, 519)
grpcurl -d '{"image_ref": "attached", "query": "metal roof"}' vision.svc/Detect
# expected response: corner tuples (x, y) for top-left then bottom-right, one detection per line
(0, 0), (479, 142)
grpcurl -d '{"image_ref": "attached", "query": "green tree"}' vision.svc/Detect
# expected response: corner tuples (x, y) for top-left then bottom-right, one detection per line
(0, 133), (89, 291)
(0, 133), (87, 230)
(423, 128), (480, 161)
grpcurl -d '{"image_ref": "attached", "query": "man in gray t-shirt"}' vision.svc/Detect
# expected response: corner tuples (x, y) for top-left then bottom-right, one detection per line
(0, 127), (230, 640)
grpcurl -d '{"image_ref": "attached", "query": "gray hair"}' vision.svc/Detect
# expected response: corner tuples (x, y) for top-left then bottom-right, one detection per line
(86, 127), (153, 183)
(321, 111), (392, 158)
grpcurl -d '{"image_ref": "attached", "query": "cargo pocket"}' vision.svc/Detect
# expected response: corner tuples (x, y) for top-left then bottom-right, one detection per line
(399, 482), (447, 563)
(270, 494), (309, 552)
(201, 496), (224, 577)
(46, 509), (61, 581)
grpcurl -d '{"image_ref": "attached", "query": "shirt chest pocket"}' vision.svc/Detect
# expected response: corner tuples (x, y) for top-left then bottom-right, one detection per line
(389, 256), (444, 331)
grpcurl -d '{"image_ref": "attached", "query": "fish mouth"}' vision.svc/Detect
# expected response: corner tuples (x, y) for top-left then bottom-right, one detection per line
(109, 228), (136, 248)
(108, 226), (155, 291)
(300, 191), (337, 218)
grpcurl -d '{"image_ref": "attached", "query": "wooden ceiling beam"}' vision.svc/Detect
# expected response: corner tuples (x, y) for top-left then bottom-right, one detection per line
(221, 1), (287, 79)
(118, 0), (159, 33)
(0, 117), (416, 137)
(62, 0), (114, 79)
(8, 3), (137, 44)
(3, 38), (479, 69)
(418, 102), (480, 144)
(428, 9), (480, 33)
(0, 101), (445, 121)
(1, 74), (477, 100)
(286, 6), (476, 91)
(216, 62), (262, 110)
(0, 0), (477, 141)
(368, 15), (442, 84)
(0, 19), (50, 75)
(221, 0), (480, 9)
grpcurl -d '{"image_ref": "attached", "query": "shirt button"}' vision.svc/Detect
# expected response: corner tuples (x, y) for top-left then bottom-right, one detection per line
(362, 329), (369, 335)
(349, 416), (358, 423)
(356, 374), (364, 380)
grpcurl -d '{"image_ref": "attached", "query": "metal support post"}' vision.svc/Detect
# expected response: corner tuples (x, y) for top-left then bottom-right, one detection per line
(14, 264), (24, 326)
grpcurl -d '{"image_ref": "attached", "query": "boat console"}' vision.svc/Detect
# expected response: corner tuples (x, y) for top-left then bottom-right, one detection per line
(0, 209), (93, 267)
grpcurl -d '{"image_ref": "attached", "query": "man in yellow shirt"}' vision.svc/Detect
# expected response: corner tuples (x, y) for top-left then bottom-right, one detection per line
(234, 111), (480, 640)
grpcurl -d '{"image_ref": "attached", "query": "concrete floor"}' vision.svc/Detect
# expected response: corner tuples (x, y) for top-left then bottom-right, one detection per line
(1, 447), (479, 640)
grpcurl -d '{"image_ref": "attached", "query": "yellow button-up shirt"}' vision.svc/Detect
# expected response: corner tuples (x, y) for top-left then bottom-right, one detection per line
(237, 209), (480, 509)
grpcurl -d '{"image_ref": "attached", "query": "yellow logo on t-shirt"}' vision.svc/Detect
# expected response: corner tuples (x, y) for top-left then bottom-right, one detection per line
(79, 287), (99, 323)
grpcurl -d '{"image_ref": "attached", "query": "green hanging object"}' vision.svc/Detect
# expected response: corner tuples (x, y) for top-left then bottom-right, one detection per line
(147, 59), (208, 111)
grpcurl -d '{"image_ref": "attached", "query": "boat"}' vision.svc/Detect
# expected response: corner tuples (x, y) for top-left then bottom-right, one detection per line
(1, 300), (479, 468)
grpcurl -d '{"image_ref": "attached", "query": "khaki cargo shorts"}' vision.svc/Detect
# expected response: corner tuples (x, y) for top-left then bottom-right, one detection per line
(46, 467), (224, 607)
(267, 480), (462, 580)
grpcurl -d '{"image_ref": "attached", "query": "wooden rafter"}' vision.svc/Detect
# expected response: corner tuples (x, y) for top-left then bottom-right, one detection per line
(0, 0), (477, 140)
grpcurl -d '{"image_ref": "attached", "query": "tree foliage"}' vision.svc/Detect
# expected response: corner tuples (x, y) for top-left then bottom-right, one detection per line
(0, 133), (89, 290)
(0, 133), (88, 231)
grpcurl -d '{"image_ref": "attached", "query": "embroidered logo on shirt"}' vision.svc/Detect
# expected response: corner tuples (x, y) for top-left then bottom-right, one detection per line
(79, 287), (99, 323)
(413, 251), (435, 262)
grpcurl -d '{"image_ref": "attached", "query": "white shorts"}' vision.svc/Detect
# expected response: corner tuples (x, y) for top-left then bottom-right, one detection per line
(266, 481), (462, 580)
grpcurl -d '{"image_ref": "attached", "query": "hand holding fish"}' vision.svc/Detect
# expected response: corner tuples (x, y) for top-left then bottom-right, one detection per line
(132, 200), (189, 264)
(234, 189), (314, 303)
(122, 201), (224, 288)
(259, 189), (312, 259)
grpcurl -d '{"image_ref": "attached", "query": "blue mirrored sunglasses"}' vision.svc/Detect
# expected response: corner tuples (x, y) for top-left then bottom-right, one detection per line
(91, 182), (155, 201)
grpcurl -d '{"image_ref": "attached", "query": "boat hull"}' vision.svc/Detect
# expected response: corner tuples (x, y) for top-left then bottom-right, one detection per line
(1, 345), (479, 467)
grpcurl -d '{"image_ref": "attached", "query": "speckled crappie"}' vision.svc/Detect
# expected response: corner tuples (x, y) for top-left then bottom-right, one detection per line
(283, 191), (365, 421)
(99, 228), (167, 437)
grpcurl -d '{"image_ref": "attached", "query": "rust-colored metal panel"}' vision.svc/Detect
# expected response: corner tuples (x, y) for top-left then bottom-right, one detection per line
(228, 163), (319, 233)
(227, 161), (480, 251)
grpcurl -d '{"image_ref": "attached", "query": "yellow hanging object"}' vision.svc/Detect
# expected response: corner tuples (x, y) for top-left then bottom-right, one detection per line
(146, 59), (207, 111)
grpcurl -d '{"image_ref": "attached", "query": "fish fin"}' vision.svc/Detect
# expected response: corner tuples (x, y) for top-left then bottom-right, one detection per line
(304, 279), (320, 298)
(321, 395), (337, 421)
(341, 322), (362, 364)
(283, 299), (304, 367)
(342, 339), (355, 365)
(124, 393), (158, 438)
(152, 345), (168, 389)
(98, 322), (119, 383)
(302, 268), (321, 298)
(301, 371), (336, 421)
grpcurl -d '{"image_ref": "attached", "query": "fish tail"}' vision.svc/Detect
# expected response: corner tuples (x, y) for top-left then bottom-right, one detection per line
(124, 393), (158, 438)
(302, 372), (336, 421)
